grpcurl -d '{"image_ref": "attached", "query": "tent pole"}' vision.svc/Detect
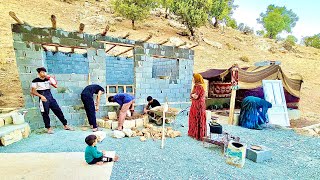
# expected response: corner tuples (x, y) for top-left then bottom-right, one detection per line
(228, 64), (239, 125)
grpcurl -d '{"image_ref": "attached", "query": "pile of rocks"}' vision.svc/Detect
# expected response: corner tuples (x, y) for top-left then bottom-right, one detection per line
(294, 123), (320, 137)
(112, 124), (182, 142)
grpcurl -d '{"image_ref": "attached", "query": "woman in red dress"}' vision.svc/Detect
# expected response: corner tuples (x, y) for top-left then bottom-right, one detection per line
(188, 73), (207, 141)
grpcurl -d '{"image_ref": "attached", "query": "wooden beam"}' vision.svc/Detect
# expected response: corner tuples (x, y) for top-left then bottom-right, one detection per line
(187, 43), (199, 49)
(152, 55), (178, 60)
(115, 47), (133, 56)
(175, 41), (187, 48)
(118, 32), (130, 39)
(51, 15), (57, 29)
(228, 64), (239, 125)
(101, 25), (110, 36)
(99, 41), (134, 47)
(78, 23), (85, 33)
(139, 34), (153, 42)
(158, 39), (169, 45)
(41, 43), (87, 50)
(105, 45), (116, 53)
(9, 11), (24, 24)
(115, 34), (153, 56)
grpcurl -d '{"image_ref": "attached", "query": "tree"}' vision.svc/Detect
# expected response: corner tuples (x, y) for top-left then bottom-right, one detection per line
(160, 0), (174, 18)
(285, 35), (298, 46)
(303, 33), (320, 49)
(257, 5), (299, 39)
(209, 0), (237, 27)
(256, 30), (265, 37)
(171, 0), (211, 36)
(112, 0), (157, 29)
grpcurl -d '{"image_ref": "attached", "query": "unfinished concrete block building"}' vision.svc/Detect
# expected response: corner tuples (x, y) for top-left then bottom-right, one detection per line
(11, 24), (194, 129)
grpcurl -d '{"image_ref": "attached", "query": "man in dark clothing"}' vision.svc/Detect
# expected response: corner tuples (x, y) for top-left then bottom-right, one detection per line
(143, 96), (161, 114)
(81, 84), (105, 132)
(30, 67), (73, 134)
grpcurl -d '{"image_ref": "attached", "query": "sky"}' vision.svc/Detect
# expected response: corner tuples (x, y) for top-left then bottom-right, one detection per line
(232, 0), (320, 41)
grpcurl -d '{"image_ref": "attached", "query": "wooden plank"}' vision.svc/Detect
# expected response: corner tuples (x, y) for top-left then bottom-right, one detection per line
(175, 42), (187, 48)
(50, 15), (57, 29)
(101, 25), (110, 36)
(187, 43), (198, 49)
(152, 55), (178, 60)
(158, 39), (169, 45)
(9, 11), (24, 24)
(228, 89), (237, 125)
(78, 23), (85, 33)
(115, 47), (134, 56)
(118, 32), (130, 39)
(105, 45), (116, 53)
(99, 41), (134, 47)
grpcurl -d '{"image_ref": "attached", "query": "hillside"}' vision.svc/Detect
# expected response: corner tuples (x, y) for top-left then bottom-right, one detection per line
(0, 0), (320, 123)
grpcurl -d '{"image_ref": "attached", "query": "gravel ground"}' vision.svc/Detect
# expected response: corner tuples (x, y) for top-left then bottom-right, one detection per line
(0, 115), (319, 180)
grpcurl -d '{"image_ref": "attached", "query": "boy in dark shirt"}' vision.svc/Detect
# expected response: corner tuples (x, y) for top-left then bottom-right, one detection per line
(81, 84), (105, 132)
(143, 96), (161, 114)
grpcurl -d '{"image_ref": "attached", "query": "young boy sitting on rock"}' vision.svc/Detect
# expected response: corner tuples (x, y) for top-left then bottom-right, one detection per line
(85, 135), (119, 165)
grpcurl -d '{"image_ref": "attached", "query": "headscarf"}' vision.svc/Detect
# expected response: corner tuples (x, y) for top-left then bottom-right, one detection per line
(193, 73), (206, 90)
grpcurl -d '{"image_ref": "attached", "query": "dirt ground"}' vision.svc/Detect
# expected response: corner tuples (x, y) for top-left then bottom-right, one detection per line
(0, 0), (319, 126)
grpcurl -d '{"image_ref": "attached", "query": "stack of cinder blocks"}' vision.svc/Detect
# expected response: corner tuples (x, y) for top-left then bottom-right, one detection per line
(0, 111), (30, 146)
(96, 116), (146, 130)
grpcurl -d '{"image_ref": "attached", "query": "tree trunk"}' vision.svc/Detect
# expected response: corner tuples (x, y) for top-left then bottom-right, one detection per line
(213, 17), (219, 28)
(132, 20), (135, 30)
(189, 27), (194, 37)
(165, 8), (168, 19)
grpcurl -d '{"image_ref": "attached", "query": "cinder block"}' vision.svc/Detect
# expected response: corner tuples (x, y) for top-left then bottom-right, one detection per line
(111, 121), (118, 130)
(123, 120), (135, 129)
(246, 146), (272, 163)
(4, 116), (13, 125)
(135, 118), (144, 128)
(0, 118), (4, 127)
(97, 119), (105, 127)
(104, 120), (112, 129)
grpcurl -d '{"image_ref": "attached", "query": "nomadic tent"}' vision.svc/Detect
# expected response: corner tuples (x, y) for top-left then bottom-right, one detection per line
(200, 64), (303, 109)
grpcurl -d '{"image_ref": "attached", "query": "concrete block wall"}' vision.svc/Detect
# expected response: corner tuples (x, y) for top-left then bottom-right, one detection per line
(46, 51), (89, 74)
(152, 58), (179, 79)
(133, 42), (194, 107)
(106, 56), (134, 85)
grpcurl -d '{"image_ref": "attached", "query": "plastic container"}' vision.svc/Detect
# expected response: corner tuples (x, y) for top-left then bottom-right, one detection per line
(225, 141), (247, 168)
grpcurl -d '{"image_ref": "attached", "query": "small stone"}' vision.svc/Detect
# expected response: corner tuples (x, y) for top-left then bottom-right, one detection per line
(140, 136), (147, 142)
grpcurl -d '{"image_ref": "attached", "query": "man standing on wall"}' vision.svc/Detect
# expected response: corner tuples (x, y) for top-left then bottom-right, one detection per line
(31, 67), (74, 134)
(81, 84), (105, 132)
(108, 93), (135, 131)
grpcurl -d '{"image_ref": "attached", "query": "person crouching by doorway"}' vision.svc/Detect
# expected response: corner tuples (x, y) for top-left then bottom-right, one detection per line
(143, 96), (161, 116)
(81, 84), (105, 132)
(30, 67), (74, 134)
(108, 93), (135, 131)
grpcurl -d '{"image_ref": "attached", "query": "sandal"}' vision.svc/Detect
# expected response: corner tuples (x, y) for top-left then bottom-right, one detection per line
(64, 125), (74, 131)
(92, 128), (99, 132)
(47, 128), (54, 134)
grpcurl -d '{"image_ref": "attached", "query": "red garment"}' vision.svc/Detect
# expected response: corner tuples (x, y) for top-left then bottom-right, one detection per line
(188, 84), (207, 141)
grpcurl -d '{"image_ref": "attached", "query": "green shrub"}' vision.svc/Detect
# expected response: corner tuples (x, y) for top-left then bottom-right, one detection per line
(303, 33), (320, 49)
